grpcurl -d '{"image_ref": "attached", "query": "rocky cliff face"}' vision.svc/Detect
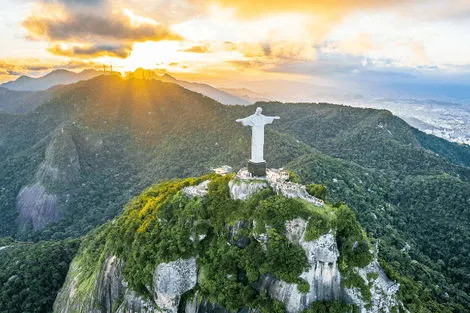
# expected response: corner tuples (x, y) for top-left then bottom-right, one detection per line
(260, 217), (400, 313)
(343, 259), (400, 313)
(229, 168), (324, 206)
(17, 184), (59, 231)
(54, 172), (402, 313)
(256, 219), (342, 313)
(35, 128), (81, 186)
(16, 127), (81, 231)
(54, 255), (195, 313)
(153, 258), (197, 313)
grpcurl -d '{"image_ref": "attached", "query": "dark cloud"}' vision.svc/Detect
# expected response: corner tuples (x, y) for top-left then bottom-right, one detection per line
(181, 45), (209, 53)
(261, 42), (271, 56)
(0, 62), (51, 76)
(25, 65), (53, 71)
(228, 59), (276, 70)
(48, 44), (132, 58)
(6, 70), (22, 76)
(23, 13), (182, 42)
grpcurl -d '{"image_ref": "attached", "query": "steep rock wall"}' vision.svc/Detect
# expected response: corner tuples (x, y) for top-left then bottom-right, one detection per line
(255, 219), (341, 313)
(153, 258), (197, 313)
(16, 127), (81, 231)
(54, 256), (197, 313)
(17, 184), (59, 231)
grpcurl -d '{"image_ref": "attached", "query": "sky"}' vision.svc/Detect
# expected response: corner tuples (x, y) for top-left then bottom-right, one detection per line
(1, 0), (470, 101)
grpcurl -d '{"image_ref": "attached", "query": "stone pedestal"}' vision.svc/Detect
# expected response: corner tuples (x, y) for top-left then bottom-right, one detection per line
(248, 161), (266, 177)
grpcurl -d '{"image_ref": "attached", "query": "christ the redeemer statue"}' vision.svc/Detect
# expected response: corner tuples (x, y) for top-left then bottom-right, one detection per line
(236, 107), (280, 176)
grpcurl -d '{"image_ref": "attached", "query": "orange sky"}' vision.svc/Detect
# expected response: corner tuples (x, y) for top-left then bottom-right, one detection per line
(2, 0), (470, 87)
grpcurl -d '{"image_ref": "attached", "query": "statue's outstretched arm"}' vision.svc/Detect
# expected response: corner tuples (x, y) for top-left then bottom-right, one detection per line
(264, 116), (280, 123)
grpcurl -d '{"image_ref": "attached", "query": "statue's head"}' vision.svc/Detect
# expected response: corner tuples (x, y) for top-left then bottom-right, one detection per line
(255, 107), (262, 115)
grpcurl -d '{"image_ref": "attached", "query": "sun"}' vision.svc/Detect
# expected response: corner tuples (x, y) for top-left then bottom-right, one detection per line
(91, 41), (178, 73)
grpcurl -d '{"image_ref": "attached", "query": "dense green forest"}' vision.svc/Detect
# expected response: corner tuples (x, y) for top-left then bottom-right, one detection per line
(0, 239), (79, 313)
(0, 76), (469, 312)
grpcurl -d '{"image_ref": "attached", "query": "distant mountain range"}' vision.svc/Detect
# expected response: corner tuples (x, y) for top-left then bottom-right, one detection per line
(156, 73), (252, 106)
(0, 69), (104, 91)
(220, 87), (271, 103)
(1, 68), (254, 106)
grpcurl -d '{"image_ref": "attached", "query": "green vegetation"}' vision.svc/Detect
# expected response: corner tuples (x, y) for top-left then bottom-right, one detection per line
(1, 77), (470, 311)
(289, 153), (470, 312)
(306, 183), (327, 201)
(0, 239), (79, 313)
(67, 174), (376, 312)
(304, 208), (331, 241)
(286, 169), (301, 183)
(301, 301), (359, 313)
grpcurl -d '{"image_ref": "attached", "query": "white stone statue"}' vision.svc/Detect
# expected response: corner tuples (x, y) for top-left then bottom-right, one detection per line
(236, 107), (280, 163)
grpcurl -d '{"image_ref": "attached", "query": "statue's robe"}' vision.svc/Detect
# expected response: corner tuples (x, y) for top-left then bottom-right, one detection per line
(238, 114), (277, 163)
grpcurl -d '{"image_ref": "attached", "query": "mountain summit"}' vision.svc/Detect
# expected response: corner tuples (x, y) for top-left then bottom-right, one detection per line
(54, 170), (402, 313)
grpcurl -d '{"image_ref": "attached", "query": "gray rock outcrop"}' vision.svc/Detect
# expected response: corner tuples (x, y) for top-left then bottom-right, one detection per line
(96, 256), (126, 313)
(266, 170), (324, 206)
(183, 180), (210, 198)
(228, 178), (268, 200)
(35, 128), (81, 186)
(17, 127), (81, 231)
(343, 259), (400, 313)
(228, 169), (323, 206)
(153, 258), (197, 313)
(227, 221), (251, 248)
(17, 183), (59, 231)
(255, 218), (341, 313)
(255, 218), (400, 313)
(54, 256), (126, 313)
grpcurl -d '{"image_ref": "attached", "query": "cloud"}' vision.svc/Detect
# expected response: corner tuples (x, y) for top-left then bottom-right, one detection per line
(48, 44), (132, 58)
(229, 41), (316, 62)
(114, 0), (204, 24)
(21, 1), (184, 63)
(228, 59), (278, 71)
(182, 45), (209, 53)
(39, 0), (104, 6)
(204, 0), (407, 18)
(0, 61), (55, 76)
(23, 13), (182, 42)
(0, 59), (99, 82)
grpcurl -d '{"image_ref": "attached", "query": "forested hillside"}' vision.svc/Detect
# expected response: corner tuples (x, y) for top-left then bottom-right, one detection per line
(0, 87), (51, 114)
(52, 174), (397, 313)
(0, 75), (469, 311)
(0, 239), (79, 313)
